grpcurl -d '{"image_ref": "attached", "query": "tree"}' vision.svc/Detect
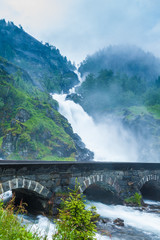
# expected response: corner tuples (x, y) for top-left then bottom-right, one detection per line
(156, 76), (160, 88)
(53, 182), (98, 240)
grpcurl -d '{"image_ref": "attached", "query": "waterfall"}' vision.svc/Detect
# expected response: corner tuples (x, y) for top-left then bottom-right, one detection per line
(52, 70), (138, 162)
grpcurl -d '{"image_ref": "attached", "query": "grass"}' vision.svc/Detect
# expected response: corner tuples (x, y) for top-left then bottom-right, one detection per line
(7, 153), (24, 160)
(128, 106), (148, 115)
(0, 137), (3, 148)
(41, 155), (75, 161)
(124, 105), (160, 120)
(147, 105), (160, 119)
(128, 105), (160, 120)
(0, 199), (41, 240)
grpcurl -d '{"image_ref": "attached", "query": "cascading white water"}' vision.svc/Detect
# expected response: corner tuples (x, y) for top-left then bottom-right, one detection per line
(53, 93), (138, 161)
(53, 71), (138, 161)
(0, 190), (12, 202)
(90, 201), (160, 238)
(22, 201), (160, 240)
(69, 69), (84, 94)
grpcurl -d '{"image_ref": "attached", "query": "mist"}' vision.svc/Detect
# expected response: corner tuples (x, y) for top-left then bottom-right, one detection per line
(53, 94), (138, 162)
(64, 84), (160, 162)
(71, 45), (160, 163)
(79, 45), (160, 82)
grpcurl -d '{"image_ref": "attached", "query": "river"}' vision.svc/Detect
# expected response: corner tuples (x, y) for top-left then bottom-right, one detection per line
(1, 71), (160, 239)
(20, 200), (160, 240)
(1, 191), (160, 239)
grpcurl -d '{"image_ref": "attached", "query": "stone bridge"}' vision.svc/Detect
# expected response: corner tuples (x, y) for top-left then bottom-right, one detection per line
(0, 161), (160, 213)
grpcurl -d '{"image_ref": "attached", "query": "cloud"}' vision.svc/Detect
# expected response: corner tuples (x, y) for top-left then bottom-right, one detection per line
(1, 0), (160, 63)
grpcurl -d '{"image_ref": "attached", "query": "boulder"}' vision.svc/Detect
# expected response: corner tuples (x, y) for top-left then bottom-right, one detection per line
(113, 218), (124, 227)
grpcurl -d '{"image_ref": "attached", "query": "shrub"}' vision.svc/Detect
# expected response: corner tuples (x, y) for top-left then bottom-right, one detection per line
(53, 182), (98, 240)
(124, 192), (142, 206)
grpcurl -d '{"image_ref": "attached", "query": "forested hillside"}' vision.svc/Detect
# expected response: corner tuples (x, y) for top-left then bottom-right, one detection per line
(77, 69), (160, 116)
(0, 19), (78, 93)
(79, 45), (160, 83)
(0, 20), (93, 161)
(72, 46), (160, 162)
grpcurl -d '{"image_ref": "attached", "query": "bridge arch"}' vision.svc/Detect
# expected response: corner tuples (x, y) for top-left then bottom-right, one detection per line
(77, 174), (121, 195)
(76, 174), (122, 204)
(138, 174), (160, 201)
(0, 178), (52, 199)
(137, 174), (160, 190)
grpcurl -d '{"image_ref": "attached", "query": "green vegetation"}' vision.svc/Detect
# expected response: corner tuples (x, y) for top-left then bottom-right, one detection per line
(77, 70), (144, 114)
(124, 192), (142, 206)
(53, 182), (99, 240)
(77, 68), (160, 117)
(79, 45), (160, 83)
(147, 105), (160, 119)
(0, 199), (40, 240)
(0, 20), (78, 94)
(77, 46), (160, 119)
(41, 155), (75, 161)
(0, 58), (76, 160)
(0, 183), (99, 240)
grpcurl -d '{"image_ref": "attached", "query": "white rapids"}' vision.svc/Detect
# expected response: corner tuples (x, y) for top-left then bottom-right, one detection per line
(22, 201), (160, 240)
(22, 215), (110, 240)
(91, 201), (160, 239)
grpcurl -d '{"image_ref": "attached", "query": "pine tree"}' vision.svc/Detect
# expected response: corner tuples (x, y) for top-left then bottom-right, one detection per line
(53, 182), (98, 240)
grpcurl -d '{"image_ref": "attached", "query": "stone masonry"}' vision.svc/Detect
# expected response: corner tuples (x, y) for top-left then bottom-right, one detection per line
(0, 161), (160, 213)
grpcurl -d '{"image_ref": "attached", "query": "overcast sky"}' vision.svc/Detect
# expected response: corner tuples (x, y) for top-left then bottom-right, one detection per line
(1, 0), (160, 63)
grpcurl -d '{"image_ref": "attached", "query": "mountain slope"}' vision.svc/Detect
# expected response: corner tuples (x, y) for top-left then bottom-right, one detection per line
(0, 19), (78, 93)
(79, 45), (160, 83)
(0, 56), (93, 161)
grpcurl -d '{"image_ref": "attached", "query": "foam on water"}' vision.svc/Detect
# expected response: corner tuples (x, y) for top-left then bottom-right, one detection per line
(89, 201), (160, 238)
(0, 190), (12, 202)
(22, 215), (110, 240)
(144, 199), (160, 206)
(22, 201), (160, 240)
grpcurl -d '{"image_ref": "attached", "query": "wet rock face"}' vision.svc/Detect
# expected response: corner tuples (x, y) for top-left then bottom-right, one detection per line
(15, 109), (30, 123)
(66, 93), (82, 104)
(72, 133), (94, 161)
(2, 132), (19, 154)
